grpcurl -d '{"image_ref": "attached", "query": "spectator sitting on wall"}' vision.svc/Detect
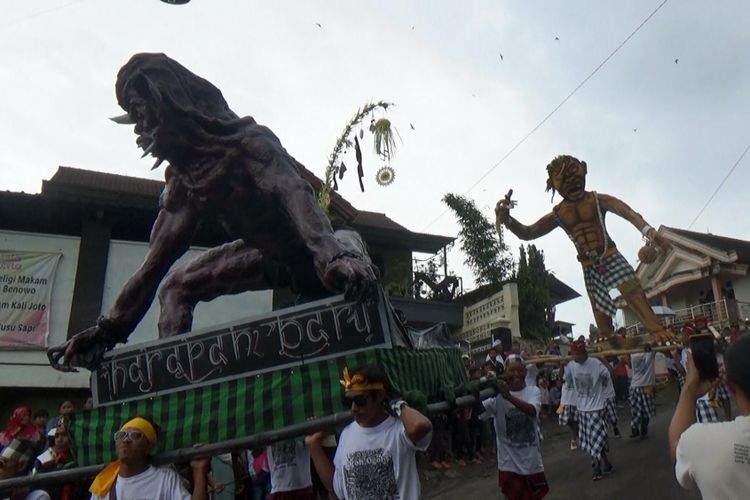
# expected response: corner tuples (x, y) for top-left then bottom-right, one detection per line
(46, 400), (75, 434)
(89, 416), (210, 499)
(486, 340), (505, 375)
(28, 425), (87, 499)
(1, 407), (40, 451)
(32, 409), (49, 439)
(0, 438), (38, 498)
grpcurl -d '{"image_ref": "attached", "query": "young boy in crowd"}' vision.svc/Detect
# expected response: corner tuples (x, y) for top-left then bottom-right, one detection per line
(482, 357), (549, 499)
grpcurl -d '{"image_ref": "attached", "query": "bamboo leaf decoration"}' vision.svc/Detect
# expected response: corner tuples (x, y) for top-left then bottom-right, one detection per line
(318, 101), (394, 212)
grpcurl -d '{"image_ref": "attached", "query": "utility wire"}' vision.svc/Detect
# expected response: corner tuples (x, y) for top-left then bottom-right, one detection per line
(422, 0), (670, 231)
(687, 142), (750, 230)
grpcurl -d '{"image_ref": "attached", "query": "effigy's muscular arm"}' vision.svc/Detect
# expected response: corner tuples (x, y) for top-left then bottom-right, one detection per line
(104, 203), (198, 341)
(598, 194), (652, 233)
(504, 212), (558, 241)
(598, 194), (664, 244)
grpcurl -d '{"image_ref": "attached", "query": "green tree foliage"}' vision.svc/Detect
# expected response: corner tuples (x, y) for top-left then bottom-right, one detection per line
(516, 244), (555, 340)
(443, 193), (514, 290)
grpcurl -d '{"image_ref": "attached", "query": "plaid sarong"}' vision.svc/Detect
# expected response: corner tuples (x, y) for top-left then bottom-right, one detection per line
(0, 438), (36, 472)
(716, 382), (730, 401)
(558, 404), (577, 426)
(582, 252), (638, 317)
(576, 409), (609, 461)
(629, 386), (655, 431)
(696, 399), (721, 423)
(605, 397), (618, 425)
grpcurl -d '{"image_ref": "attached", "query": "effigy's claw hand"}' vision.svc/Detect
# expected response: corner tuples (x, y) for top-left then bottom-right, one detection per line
(47, 342), (78, 373)
(324, 254), (378, 303)
(47, 326), (112, 372)
(495, 189), (516, 228)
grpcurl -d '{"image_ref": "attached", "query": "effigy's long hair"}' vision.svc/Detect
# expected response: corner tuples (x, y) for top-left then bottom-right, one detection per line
(115, 53), (257, 149)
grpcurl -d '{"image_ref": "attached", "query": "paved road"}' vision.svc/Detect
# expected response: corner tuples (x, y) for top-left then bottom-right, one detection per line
(421, 383), (703, 499)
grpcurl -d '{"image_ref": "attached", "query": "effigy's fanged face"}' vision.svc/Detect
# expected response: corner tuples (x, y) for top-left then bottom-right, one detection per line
(551, 159), (587, 201)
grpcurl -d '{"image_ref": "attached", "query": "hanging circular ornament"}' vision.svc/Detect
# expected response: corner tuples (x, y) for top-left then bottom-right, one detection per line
(376, 166), (395, 186)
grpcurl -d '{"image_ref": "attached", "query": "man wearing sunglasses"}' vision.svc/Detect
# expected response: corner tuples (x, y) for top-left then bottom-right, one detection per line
(306, 365), (432, 499)
(89, 416), (210, 499)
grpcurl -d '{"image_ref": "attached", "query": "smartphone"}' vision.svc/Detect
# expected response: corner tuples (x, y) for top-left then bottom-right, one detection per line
(690, 334), (719, 380)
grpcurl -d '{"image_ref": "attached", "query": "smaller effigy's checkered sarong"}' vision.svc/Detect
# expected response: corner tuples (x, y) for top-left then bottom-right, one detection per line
(583, 252), (638, 317)
(696, 399), (721, 423)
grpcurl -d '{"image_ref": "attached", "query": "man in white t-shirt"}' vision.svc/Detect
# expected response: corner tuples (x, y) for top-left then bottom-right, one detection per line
(669, 334), (750, 499)
(266, 438), (314, 499)
(629, 348), (656, 439)
(564, 341), (613, 481)
(306, 364), (432, 500)
(482, 357), (549, 499)
(88, 416), (209, 500)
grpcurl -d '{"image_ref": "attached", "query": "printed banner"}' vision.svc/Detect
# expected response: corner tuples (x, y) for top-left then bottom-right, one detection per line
(0, 251), (62, 349)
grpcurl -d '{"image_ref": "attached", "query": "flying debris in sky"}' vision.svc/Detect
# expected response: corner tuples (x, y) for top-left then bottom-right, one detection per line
(315, 22), (322, 29)
(409, 123), (415, 130)
(499, 52), (504, 61)
(555, 36), (560, 41)
(674, 58), (679, 64)
(633, 128), (638, 132)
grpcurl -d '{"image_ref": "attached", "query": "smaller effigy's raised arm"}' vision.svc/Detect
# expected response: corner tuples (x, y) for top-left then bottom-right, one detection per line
(495, 194), (557, 241)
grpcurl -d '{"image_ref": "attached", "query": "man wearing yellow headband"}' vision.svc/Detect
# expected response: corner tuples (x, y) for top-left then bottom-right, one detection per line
(89, 416), (209, 499)
(306, 364), (432, 499)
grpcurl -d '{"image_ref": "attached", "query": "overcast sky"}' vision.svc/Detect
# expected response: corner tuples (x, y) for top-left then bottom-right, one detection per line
(1, 0), (749, 337)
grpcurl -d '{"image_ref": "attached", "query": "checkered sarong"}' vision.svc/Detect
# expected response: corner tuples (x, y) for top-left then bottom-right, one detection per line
(605, 397), (618, 425)
(0, 438), (36, 472)
(696, 399), (721, 423)
(629, 386), (655, 430)
(559, 404), (577, 426)
(583, 252), (638, 317)
(576, 409), (609, 461)
(716, 382), (730, 401)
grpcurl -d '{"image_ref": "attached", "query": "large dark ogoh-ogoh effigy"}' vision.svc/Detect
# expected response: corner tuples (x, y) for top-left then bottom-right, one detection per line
(39, 54), (466, 469)
(48, 52), (383, 370)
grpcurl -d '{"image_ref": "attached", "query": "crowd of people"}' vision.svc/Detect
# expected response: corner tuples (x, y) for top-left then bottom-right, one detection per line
(1, 323), (748, 499)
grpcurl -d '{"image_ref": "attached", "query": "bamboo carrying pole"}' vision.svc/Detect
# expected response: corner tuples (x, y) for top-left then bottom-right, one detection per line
(524, 344), (680, 365)
(0, 388), (498, 493)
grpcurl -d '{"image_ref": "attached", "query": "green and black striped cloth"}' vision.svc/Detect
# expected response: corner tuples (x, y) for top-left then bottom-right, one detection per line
(70, 347), (466, 466)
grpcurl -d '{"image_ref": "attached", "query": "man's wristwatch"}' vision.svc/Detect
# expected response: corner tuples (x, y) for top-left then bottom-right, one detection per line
(391, 399), (408, 417)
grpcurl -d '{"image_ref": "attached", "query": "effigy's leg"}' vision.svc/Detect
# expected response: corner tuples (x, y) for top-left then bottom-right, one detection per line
(157, 240), (267, 337)
(591, 305), (616, 337)
(618, 280), (675, 343)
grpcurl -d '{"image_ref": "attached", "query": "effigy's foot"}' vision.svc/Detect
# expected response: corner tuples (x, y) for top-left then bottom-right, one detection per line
(589, 332), (624, 351)
(648, 328), (679, 347)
